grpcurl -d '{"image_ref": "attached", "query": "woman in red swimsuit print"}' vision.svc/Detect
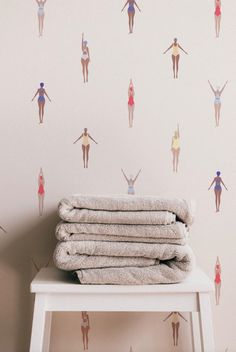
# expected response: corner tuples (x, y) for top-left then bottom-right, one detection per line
(208, 171), (228, 212)
(128, 79), (135, 127)
(38, 167), (45, 216)
(215, 0), (221, 38)
(214, 256), (221, 305)
(81, 311), (90, 350)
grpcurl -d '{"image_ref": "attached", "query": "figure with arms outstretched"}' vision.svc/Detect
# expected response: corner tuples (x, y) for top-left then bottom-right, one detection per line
(121, 168), (141, 195)
(73, 128), (98, 168)
(163, 312), (187, 346)
(121, 1), (141, 34)
(35, 0), (47, 36)
(208, 171), (228, 212)
(208, 80), (227, 126)
(81, 33), (90, 83)
(32, 82), (51, 124)
(163, 38), (188, 79)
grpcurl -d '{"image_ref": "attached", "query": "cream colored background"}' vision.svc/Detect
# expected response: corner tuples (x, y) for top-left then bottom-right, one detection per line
(0, 0), (236, 351)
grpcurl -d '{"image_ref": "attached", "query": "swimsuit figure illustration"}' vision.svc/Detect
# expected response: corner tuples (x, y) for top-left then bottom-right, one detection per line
(121, 0), (141, 34)
(129, 347), (133, 352)
(128, 79), (135, 127)
(163, 312), (188, 346)
(0, 226), (7, 234)
(208, 80), (227, 127)
(208, 171), (228, 212)
(38, 168), (45, 216)
(81, 33), (90, 83)
(214, 256), (221, 305)
(73, 128), (98, 168)
(163, 38), (188, 79)
(35, 0), (47, 37)
(215, 0), (221, 38)
(171, 124), (180, 172)
(31, 256), (51, 272)
(81, 311), (90, 350)
(32, 82), (51, 124)
(121, 168), (141, 195)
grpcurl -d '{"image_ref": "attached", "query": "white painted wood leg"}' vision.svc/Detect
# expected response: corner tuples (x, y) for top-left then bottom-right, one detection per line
(190, 312), (202, 352)
(42, 312), (52, 352)
(30, 294), (47, 352)
(198, 293), (215, 352)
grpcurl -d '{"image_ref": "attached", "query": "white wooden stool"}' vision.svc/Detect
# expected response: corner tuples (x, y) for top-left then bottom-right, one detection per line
(30, 267), (215, 352)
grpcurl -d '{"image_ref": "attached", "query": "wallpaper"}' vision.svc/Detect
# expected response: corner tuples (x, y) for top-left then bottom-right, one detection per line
(0, 0), (236, 351)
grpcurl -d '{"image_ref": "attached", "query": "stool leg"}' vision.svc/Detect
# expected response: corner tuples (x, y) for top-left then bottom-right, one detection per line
(30, 294), (47, 352)
(198, 293), (215, 352)
(43, 312), (52, 352)
(190, 312), (202, 352)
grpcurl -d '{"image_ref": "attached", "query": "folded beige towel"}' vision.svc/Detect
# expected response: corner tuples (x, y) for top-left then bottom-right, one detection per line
(53, 240), (194, 274)
(58, 195), (194, 225)
(74, 245), (195, 284)
(55, 222), (189, 245)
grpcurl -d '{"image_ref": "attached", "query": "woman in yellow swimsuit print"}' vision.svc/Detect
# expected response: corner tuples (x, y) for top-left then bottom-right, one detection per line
(81, 311), (90, 350)
(163, 312), (188, 346)
(171, 124), (180, 172)
(73, 128), (98, 168)
(163, 38), (188, 79)
(208, 80), (227, 127)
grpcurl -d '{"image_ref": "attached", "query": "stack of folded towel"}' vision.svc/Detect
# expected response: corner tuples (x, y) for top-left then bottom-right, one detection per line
(53, 195), (195, 285)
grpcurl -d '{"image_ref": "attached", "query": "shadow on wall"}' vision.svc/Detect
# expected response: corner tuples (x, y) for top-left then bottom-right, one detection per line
(0, 211), (58, 352)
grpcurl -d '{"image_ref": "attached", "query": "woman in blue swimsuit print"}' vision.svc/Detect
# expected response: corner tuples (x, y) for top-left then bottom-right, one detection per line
(121, 168), (141, 195)
(208, 80), (227, 127)
(32, 82), (51, 124)
(208, 171), (228, 212)
(121, 1), (141, 34)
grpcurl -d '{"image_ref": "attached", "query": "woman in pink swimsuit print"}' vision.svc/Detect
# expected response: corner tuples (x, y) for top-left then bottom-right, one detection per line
(73, 128), (98, 168)
(81, 311), (90, 350)
(215, 0), (221, 38)
(208, 171), (228, 212)
(128, 79), (135, 127)
(214, 256), (221, 305)
(38, 167), (45, 216)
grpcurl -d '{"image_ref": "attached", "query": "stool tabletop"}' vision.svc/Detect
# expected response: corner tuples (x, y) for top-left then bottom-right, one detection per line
(30, 267), (214, 294)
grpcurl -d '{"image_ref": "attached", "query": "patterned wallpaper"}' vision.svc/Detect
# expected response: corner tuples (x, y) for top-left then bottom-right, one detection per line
(0, 0), (236, 351)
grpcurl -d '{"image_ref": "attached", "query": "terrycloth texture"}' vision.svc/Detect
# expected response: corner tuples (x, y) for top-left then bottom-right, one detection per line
(53, 241), (158, 270)
(74, 245), (195, 284)
(58, 195), (194, 225)
(53, 240), (194, 274)
(55, 221), (189, 245)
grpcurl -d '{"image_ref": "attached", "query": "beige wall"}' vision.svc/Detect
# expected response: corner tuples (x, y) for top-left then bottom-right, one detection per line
(0, 0), (235, 351)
